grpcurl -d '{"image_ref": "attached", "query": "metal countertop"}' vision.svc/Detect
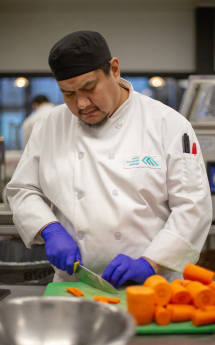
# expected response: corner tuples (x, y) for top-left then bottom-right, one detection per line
(0, 285), (215, 345)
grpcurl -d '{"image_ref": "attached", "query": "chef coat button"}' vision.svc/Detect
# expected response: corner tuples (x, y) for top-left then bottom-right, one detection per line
(76, 231), (85, 240)
(112, 189), (118, 196)
(116, 122), (122, 129)
(77, 191), (84, 200)
(78, 152), (84, 160)
(108, 153), (115, 160)
(115, 232), (121, 240)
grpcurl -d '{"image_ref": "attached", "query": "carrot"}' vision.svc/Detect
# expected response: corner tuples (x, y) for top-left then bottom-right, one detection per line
(202, 306), (215, 312)
(93, 296), (121, 304)
(144, 275), (172, 306)
(171, 280), (191, 287)
(186, 281), (215, 308)
(169, 282), (192, 304)
(96, 299), (108, 304)
(126, 286), (155, 325)
(171, 280), (183, 285)
(192, 309), (215, 326)
(154, 306), (171, 326)
(65, 287), (84, 297)
(209, 281), (215, 293)
(181, 280), (192, 287)
(183, 263), (215, 285)
(166, 304), (195, 322)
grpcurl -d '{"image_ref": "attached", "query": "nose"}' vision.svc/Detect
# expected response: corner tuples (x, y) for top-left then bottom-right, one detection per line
(77, 96), (91, 109)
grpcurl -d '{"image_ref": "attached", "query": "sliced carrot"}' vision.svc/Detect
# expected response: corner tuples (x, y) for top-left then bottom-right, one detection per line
(169, 282), (192, 304)
(171, 279), (183, 285)
(144, 275), (172, 306)
(96, 298), (108, 304)
(209, 281), (215, 293)
(186, 281), (215, 308)
(183, 263), (215, 285)
(126, 286), (155, 325)
(65, 287), (84, 297)
(166, 304), (195, 322)
(192, 309), (215, 326)
(202, 306), (215, 312)
(181, 280), (192, 287)
(154, 306), (171, 326)
(170, 280), (191, 287)
(93, 296), (121, 304)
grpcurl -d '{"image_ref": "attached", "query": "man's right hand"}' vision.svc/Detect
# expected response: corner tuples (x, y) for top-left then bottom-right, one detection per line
(41, 222), (82, 275)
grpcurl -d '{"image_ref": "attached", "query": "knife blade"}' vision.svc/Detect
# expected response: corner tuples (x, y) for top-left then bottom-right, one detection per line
(74, 262), (118, 295)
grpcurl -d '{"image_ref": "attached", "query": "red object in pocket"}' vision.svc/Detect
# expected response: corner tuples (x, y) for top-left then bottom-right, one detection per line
(192, 143), (197, 155)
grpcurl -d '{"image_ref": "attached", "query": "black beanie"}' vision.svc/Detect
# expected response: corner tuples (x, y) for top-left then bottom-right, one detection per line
(48, 31), (112, 81)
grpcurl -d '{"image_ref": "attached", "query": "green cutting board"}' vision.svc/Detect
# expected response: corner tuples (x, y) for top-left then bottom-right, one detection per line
(44, 282), (215, 334)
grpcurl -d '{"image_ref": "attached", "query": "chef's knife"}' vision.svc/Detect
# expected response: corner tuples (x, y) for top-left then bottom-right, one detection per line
(74, 262), (118, 295)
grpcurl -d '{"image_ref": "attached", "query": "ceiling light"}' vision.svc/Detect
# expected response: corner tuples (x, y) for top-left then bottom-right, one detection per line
(148, 77), (165, 88)
(14, 77), (29, 88)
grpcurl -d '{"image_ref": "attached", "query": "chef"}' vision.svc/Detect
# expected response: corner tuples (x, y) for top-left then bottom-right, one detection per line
(22, 95), (55, 148)
(7, 31), (212, 287)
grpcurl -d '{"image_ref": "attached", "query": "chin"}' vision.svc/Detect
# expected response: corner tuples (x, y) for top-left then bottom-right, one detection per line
(79, 114), (108, 129)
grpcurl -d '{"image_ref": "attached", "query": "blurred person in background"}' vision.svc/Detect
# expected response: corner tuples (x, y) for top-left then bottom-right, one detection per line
(22, 95), (54, 148)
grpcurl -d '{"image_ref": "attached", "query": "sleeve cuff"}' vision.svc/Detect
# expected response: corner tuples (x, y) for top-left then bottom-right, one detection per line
(142, 229), (200, 273)
(13, 201), (58, 248)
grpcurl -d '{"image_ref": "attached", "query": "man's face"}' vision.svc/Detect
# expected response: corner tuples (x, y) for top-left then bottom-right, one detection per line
(57, 59), (121, 128)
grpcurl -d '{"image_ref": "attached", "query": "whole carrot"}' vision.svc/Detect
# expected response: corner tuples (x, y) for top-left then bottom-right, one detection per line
(144, 275), (172, 306)
(65, 287), (84, 297)
(166, 304), (195, 322)
(126, 286), (155, 325)
(170, 282), (192, 304)
(183, 263), (215, 285)
(192, 309), (215, 326)
(186, 281), (215, 308)
(154, 306), (171, 326)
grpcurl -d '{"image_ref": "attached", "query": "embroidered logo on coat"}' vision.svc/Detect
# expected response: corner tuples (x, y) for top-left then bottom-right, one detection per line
(142, 156), (158, 166)
(124, 154), (161, 169)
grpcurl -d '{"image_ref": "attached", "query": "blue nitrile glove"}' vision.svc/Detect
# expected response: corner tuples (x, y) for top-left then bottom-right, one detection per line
(102, 254), (155, 289)
(41, 222), (82, 275)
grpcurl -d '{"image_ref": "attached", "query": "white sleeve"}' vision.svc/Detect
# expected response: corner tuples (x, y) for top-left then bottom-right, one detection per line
(7, 123), (58, 249)
(143, 122), (212, 273)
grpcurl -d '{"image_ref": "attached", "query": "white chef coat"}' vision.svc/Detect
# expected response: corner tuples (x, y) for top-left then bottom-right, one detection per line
(7, 78), (212, 283)
(22, 103), (55, 149)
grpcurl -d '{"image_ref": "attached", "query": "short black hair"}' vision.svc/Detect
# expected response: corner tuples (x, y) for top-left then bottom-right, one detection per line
(32, 95), (49, 104)
(98, 61), (111, 76)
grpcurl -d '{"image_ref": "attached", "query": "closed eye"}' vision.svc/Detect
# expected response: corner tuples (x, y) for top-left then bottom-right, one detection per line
(64, 92), (75, 97)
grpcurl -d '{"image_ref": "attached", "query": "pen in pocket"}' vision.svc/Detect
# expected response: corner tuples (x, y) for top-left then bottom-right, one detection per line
(182, 133), (190, 153)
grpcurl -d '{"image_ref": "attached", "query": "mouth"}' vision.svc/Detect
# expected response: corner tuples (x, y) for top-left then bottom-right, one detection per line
(82, 109), (98, 117)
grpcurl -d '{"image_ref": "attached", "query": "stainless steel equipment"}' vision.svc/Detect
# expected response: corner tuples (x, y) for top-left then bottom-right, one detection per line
(0, 296), (135, 345)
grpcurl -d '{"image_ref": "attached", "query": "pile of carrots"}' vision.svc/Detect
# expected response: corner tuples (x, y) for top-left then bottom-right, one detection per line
(126, 263), (215, 327)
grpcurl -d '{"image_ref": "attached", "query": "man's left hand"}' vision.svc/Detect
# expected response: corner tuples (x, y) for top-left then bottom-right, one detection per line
(101, 254), (155, 289)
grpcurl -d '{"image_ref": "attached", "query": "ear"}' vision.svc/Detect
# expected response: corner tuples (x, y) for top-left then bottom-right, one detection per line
(110, 57), (120, 83)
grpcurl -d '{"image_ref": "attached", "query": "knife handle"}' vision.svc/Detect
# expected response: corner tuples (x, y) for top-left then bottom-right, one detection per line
(74, 261), (79, 273)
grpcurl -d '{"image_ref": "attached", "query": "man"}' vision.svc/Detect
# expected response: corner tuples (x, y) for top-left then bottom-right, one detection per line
(22, 95), (54, 148)
(7, 31), (212, 287)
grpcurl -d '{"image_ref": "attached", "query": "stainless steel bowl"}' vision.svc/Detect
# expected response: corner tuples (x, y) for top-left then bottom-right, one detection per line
(0, 296), (135, 345)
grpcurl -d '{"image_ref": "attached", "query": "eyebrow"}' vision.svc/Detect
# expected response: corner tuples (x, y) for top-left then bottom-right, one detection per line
(60, 79), (97, 93)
